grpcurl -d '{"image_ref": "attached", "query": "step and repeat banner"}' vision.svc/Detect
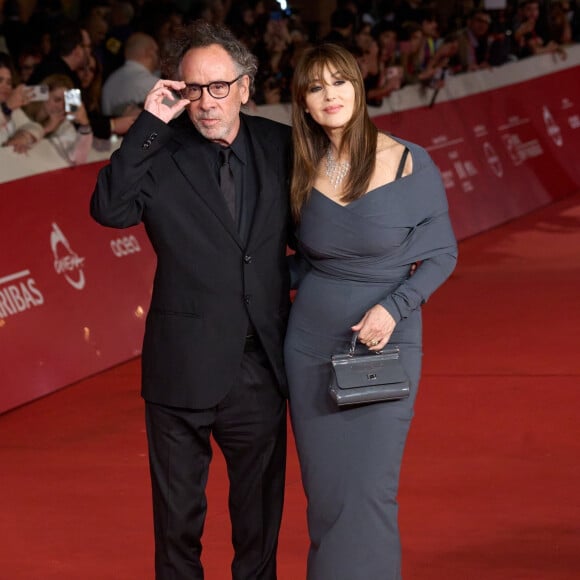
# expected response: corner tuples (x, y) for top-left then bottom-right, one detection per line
(1, 48), (579, 414)
(0, 163), (156, 412)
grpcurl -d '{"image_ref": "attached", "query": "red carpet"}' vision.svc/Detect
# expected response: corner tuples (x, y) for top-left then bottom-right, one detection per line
(1, 194), (579, 579)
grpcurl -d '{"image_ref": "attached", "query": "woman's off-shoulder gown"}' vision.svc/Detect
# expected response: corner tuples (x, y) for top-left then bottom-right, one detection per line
(285, 139), (458, 580)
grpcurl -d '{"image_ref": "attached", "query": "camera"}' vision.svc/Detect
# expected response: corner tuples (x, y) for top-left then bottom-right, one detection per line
(64, 88), (82, 120)
(28, 84), (49, 102)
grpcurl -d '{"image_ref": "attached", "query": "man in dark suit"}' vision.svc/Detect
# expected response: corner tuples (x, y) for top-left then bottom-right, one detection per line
(90, 21), (292, 580)
(28, 21), (91, 87)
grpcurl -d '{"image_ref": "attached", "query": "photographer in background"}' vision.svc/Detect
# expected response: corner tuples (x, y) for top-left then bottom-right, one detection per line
(15, 74), (93, 164)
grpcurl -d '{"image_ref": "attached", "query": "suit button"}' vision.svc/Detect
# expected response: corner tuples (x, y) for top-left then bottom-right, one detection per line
(243, 294), (252, 305)
(243, 255), (252, 264)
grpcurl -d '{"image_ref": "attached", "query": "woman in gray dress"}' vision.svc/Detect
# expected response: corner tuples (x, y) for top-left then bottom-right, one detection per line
(285, 44), (458, 579)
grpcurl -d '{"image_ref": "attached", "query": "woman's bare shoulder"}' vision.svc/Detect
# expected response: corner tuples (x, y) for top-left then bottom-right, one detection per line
(376, 132), (406, 156)
(374, 133), (413, 180)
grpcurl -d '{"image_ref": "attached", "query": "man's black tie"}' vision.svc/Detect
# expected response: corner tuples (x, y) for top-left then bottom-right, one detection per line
(219, 148), (236, 221)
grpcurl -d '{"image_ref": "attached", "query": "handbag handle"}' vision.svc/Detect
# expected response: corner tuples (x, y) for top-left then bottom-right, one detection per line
(349, 332), (359, 356)
(348, 332), (395, 356)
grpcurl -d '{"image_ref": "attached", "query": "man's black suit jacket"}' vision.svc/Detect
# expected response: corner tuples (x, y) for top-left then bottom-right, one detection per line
(91, 111), (292, 409)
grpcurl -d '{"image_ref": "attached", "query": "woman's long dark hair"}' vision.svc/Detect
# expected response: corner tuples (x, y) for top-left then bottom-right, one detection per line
(290, 43), (378, 221)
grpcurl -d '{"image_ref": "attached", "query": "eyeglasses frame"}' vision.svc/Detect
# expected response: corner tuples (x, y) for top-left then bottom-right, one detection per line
(180, 74), (244, 101)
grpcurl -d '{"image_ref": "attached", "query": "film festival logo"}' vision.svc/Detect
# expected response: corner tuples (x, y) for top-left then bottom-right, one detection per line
(542, 106), (563, 148)
(51, 222), (86, 290)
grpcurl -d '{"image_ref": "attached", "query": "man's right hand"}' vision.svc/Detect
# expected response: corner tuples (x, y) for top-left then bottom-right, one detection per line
(144, 80), (190, 124)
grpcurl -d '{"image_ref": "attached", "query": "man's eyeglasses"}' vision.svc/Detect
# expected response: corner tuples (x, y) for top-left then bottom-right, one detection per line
(179, 75), (243, 101)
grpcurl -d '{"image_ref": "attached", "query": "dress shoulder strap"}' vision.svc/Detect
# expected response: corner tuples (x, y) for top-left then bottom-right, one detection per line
(395, 146), (410, 180)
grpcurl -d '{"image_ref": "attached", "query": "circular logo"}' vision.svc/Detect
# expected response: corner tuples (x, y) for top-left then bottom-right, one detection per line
(51, 222), (86, 290)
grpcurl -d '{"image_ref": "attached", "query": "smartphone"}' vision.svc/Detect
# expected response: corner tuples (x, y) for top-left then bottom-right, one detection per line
(28, 84), (49, 102)
(64, 88), (82, 120)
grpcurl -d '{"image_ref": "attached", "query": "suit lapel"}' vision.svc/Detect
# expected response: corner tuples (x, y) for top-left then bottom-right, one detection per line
(171, 129), (243, 248)
(244, 120), (281, 250)
(168, 116), (285, 251)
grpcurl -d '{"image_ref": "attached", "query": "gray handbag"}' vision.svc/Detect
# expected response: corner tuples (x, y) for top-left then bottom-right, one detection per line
(329, 332), (410, 406)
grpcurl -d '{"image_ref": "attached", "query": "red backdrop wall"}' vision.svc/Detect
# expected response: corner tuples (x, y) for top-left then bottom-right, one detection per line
(1, 65), (579, 414)
(0, 164), (155, 412)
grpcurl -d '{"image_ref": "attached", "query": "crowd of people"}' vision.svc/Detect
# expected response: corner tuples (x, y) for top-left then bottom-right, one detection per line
(1, 0), (578, 158)
(347, 0), (577, 101)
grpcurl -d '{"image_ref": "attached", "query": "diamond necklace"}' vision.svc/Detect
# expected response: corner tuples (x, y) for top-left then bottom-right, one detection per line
(325, 148), (351, 190)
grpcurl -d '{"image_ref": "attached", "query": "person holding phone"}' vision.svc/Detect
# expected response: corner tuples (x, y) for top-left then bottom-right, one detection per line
(0, 52), (43, 152)
(16, 74), (93, 164)
(28, 22), (137, 140)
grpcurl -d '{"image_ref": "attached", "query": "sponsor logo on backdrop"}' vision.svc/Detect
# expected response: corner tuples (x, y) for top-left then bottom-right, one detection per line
(483, 142), (503, 178)
(542, 106), (563, 147)
(497, 114), (544, 165)
(501, 133), (543, 165)
(51, 222), (86, 290)
(0, 270), (44, 319)
(426, 135), (477, 192)
(558, 97), (578, 130)
(110, 235), (141, 258)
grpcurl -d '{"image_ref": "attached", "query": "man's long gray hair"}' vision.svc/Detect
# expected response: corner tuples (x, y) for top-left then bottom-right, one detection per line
(163, 21), (258, 95)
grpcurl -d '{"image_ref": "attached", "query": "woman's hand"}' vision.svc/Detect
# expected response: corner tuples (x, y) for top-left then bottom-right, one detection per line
(73, 102), (90, 126)
(143, 79), (190, 124)
(351, 304), (396, 351)
(6, 84), (32, 111)
(4, 130), (36, 153)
